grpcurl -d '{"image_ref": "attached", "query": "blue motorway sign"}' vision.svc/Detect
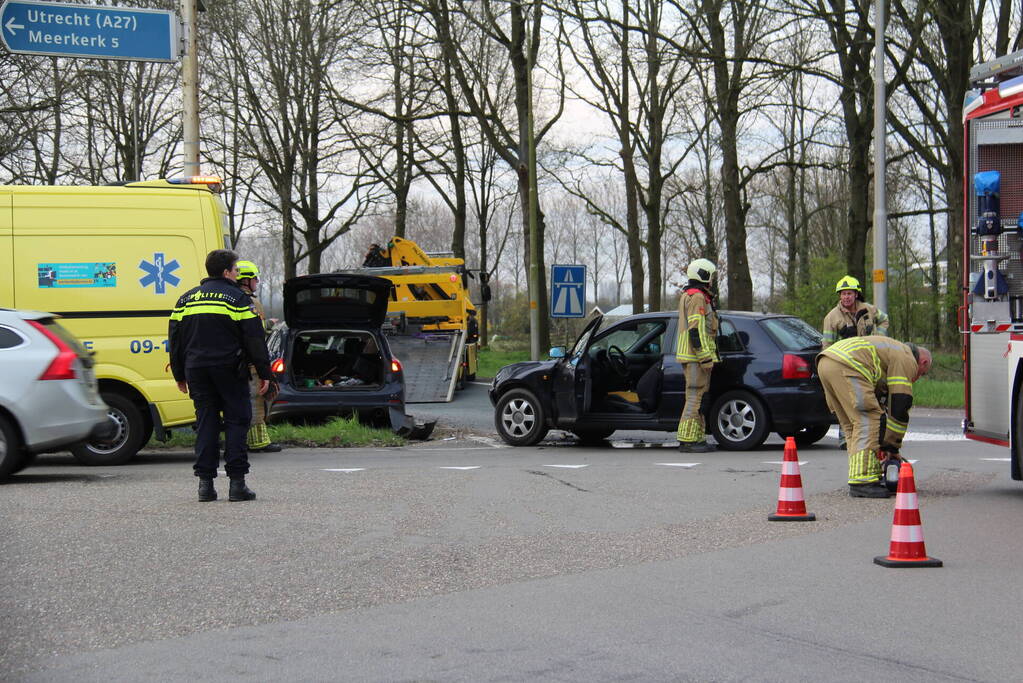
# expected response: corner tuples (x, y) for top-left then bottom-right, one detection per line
(550, 264), (587, 318)
(0, 0), (178, 62)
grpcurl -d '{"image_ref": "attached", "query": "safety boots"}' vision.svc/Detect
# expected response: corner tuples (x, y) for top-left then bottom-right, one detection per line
(679, 440), (716, 453)
(197, 477), (217, 502)
(229, 478), (257, 502)
(848, 482), (893, 498)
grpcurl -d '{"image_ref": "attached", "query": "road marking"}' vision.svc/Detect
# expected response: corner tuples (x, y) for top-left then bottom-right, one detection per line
(439, 466), (481, 470)
(763, 461), (808, 465)
(470, 381), (492, 386)
(544, 464), (589, 469)
(322, 468), (366, 473)
(826, 428), (964, 442)
(655, 462), (701, 468)
(982, 457), (1011, 462)
(610, 441), (675, 448)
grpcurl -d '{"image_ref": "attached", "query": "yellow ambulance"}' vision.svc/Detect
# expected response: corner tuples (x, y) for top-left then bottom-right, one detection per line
(0, 177), (230, 465)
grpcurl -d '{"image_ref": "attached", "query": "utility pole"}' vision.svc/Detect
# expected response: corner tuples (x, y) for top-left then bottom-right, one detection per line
(181, 0), (200, 177)
(526, 54), (541, 360)
(872, 0), (888, 312)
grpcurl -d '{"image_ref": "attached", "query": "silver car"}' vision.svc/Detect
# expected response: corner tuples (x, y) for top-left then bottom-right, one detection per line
(0, 309), (110, 479)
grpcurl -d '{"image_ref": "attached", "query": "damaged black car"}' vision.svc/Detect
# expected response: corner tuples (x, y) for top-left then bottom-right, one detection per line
(267, 273), (434, 439)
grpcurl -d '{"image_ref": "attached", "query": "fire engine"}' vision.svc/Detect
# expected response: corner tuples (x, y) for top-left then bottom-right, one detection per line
(963, 49), (1023, 478)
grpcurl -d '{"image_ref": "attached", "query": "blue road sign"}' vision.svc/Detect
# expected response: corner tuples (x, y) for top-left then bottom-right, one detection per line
(0, 0), (178, 62)
(550, 264), (587, 318)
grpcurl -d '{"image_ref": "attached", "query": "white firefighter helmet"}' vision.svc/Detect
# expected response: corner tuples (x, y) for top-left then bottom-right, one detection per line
(686, 258), (717, 284)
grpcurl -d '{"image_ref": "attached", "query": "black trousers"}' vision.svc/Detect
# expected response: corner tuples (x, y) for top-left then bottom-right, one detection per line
(186, 365), (252, 479)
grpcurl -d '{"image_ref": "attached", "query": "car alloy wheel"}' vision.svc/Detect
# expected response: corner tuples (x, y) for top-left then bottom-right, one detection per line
(501, 397), (536, 438)
(717, 399), (756, 441)
(710, 389), (769, 451)
(494, 388), (549, 446)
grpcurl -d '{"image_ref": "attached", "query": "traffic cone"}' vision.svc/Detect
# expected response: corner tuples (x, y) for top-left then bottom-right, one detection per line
(874, 462), (942, 568)
(768, 437), (816, 521)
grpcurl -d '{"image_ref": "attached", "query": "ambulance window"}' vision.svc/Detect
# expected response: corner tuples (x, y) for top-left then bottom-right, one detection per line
(0, 326), (25, 349)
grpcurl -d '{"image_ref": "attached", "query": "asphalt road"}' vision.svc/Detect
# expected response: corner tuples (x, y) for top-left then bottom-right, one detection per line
(4, 409), (1021, 682)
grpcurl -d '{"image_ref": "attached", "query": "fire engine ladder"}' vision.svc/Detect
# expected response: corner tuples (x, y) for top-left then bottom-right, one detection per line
(971, 48), (1023, 86)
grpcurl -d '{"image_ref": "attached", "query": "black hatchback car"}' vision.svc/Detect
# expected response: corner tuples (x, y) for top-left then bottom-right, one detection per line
(267, 273), (434, 438)
(488, 311), (834, 450)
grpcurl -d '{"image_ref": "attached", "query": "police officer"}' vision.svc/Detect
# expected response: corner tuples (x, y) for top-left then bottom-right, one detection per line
(236, 260), (281, 454)
(822, 275), (889, 449)
(816, 336), (931, 498)
(168, 249), (271, 502)
(676, 258), (719, 453)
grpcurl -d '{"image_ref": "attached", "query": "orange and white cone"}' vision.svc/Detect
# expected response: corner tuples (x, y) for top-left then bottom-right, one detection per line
(768, 437), (816, 521)
(874, 461), (942, 568)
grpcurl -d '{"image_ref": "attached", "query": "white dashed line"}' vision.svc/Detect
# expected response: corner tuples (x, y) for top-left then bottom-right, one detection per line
(982, 458), (1011, 462)
(322, 468), (366, 473)
(544, 464), (589, 469)
(439, 466), (481, 470)
(655, 463), (701, 468)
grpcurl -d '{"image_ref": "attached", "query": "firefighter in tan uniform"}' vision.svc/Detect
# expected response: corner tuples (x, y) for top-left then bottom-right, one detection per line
(821, 275), (889, 449)
(236, 261), (282, 453)
(816, 336), (931, 498)
(821, 275), (889, 347)
(676, 259), (719, 453)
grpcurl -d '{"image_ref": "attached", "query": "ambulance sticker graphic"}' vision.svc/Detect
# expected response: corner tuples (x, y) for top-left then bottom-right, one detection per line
(138, 253), (181, 295)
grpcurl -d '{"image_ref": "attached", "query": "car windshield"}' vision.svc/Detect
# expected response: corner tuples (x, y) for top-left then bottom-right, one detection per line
(760, 316), (821, 351)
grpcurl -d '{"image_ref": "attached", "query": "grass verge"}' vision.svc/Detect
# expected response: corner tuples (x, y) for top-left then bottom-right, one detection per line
(477, 348), (531, 379)
(147, 415), (406, 449)
(912, 379), (964, 409)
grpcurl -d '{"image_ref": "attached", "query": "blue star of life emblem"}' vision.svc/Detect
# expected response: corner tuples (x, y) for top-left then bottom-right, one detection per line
(138, 253), (181, 295)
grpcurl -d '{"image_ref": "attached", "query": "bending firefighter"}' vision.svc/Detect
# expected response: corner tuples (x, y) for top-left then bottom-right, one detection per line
(816, 336), (931, 498)
(236, 260), (281, 453)
(675, 259), (719, 453)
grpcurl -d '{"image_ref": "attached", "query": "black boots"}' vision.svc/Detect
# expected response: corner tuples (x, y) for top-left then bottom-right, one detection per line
(849, 482), (893, 498)
(198, 477), (217, 502)
(679, 440), (716, 453)
(229, 478), (257, 501)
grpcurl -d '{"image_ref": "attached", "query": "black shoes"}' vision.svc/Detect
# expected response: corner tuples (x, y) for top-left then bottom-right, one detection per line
(250, 443), (282, 453)
(229, 478), (257, 501)
(198, 478), (217, 502)
(679, 440), (716, 453)
(849, 482), (893, 498)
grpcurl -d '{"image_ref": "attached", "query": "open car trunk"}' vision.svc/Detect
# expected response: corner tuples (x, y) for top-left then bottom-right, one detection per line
(289, 329), (384, 391)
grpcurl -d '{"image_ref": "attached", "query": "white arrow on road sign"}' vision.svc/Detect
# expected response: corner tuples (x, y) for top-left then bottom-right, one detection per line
(5, 16), (23, 34)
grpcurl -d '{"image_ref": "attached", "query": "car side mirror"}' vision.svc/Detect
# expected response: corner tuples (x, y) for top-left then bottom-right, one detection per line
(549, 346), (566, 359)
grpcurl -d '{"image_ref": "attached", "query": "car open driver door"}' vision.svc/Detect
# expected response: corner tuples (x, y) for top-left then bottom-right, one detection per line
(552, 315), (602, 427)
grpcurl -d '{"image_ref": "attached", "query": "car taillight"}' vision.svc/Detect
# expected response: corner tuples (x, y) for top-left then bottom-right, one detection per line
(782, 353), (812, 379)
(29, 320), (78, 380)
(391, 358), (402, 374)
(271, 358), (285, 374)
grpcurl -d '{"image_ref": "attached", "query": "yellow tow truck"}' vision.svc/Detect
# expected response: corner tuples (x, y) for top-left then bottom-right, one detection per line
(345, 237), (486, 403)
